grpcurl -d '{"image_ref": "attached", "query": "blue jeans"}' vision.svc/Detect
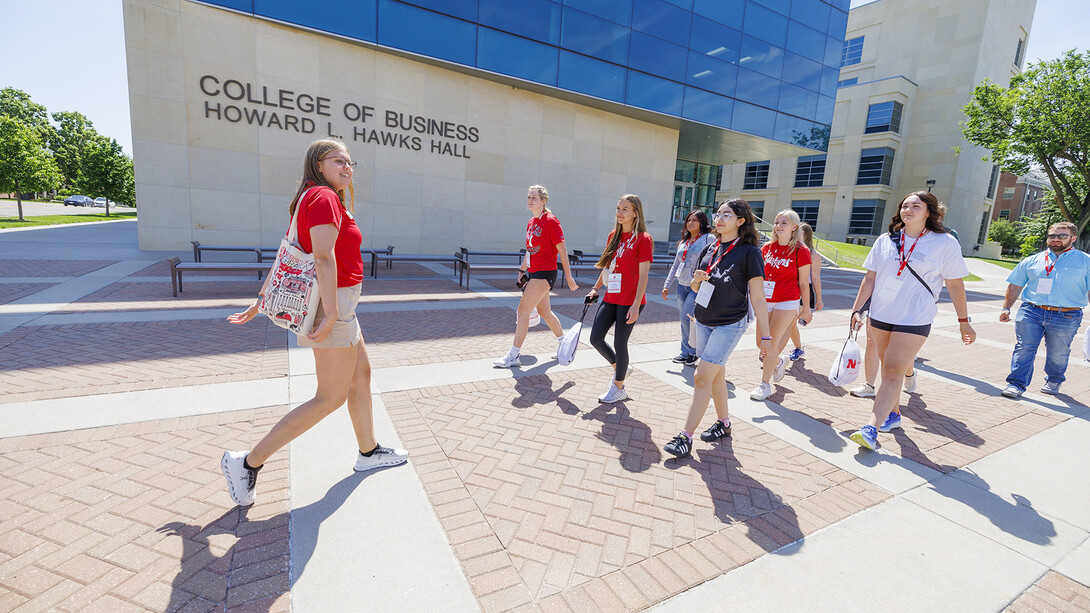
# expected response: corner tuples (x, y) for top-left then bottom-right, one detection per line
(693, 318), (748, 366)
(1006, 304), (1083, 391)
(676, 283), (698, 358)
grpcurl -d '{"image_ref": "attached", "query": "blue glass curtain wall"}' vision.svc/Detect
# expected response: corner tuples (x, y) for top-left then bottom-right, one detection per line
(200, 0), (848, 149)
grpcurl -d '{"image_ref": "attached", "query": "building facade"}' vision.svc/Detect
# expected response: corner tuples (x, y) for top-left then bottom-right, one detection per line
(717, 0), (1036, 253)
(992, 170), (1047, 223)
(124, 0), (848, 252)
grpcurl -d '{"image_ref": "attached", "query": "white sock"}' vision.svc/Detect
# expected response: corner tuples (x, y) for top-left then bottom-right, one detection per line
(555, 334), (563, 341)
(507, 346), (520, 358)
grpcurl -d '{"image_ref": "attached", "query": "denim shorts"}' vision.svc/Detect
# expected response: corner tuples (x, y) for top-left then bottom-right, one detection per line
(692, 318), (748, 366)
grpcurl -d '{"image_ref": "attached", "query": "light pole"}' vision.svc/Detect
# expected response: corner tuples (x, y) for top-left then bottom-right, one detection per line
(926, 179), (936, 192)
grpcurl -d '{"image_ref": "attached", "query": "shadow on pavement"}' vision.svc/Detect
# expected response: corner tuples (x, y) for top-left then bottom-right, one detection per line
(933, 469), (1057, 545)
(581, 400), (662, 473)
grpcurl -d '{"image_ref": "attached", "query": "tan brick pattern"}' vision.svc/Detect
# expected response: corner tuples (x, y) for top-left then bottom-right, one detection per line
(357, 278), (486, 304)
(58, 280), (266, 312)
(1006, 571), (1090, 612)
(0, 319), (288, 404)
(0, 283), (57, 306)
(0, 260), (118, 278)
(0, 407), (291, 612)
(383, 369), (890, 611)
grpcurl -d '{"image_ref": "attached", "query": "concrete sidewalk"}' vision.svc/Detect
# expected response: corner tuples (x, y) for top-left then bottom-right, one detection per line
(1, 220), (1088, 612)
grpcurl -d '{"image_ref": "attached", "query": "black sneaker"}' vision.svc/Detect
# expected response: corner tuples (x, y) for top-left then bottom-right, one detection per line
(672, 354), (688, 363)
(682, 355), (700, 367)
(663, 433), (692, 457)
(700, 419), (731, 442)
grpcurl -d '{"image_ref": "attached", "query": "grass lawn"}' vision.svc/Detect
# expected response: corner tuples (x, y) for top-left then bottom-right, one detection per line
(0, 212), (137, 229)
(815, 237), (982, 280)
(969, 256), (1020, 271)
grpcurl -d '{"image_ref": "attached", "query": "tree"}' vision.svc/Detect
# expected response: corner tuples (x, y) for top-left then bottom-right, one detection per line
(0, 116), (62, 221)
(77, 135), (135, 216)
(0, 87), (54, 145)
(50, 111), (96, 190)
(1016, 197), (1067, 253)
(962, 49), (1090, 248)
(987, 218), (1022, 254)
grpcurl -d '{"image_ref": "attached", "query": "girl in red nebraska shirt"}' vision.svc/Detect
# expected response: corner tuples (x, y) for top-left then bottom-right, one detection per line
(220, 139), (406, 508)
(750, 209), (812, 401)
(587, 194), (653, 404)
(493, 185), (579, 367)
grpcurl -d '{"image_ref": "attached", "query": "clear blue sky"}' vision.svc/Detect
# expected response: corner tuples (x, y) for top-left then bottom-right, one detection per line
(0, 0), (1085, 157)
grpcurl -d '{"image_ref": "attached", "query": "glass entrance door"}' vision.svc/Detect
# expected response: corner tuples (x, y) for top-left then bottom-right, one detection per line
(671, 182), (695, 241)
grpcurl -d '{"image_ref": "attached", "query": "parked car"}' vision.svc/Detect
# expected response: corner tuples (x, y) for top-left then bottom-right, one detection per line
(63, 195), (94, 207)
(93, 197), (116, 207)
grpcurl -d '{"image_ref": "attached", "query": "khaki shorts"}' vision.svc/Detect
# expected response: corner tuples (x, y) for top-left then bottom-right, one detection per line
(298, 284), (362, 348)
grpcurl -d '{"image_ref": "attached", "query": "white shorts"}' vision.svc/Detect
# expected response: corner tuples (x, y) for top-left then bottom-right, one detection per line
(766, 300), (800, 312)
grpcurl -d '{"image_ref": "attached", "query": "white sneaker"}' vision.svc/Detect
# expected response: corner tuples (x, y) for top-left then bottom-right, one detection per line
(354, 444), (409, 472)
(1001, 384), (1023, 398)
(598, 383), (628, 403)
(750, 382), (772, 401)
(772, 356), (787, 382)
(221, 450), (257, 507)
(493, 353), (521, 368)
(1040, 381), (1061, 395)
(903, 370), (917, 393)
(850, 383), (876, 398)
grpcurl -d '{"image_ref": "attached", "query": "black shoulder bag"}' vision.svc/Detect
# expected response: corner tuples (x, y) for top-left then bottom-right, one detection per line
(890, 231), (937, 301)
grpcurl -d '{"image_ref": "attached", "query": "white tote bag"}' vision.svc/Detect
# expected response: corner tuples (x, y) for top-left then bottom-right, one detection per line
(828, 329), (863, 386)
(259, 188), (321, 335)
(559, 298), (596, 366)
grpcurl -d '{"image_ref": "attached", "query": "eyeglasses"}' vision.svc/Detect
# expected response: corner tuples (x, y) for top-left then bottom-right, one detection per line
(714, 213), (736, 220)
(321, 156), (357, 169)
(1047, 233), (1071, 239)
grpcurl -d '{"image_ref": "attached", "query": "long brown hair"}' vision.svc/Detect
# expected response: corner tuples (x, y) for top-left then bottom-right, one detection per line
(888, 191), (946, 235)
(681, 209), (712, 241)
(596, 194), (648, 268)
(719, 198), (760, 246)
(288, 138), (354, 216)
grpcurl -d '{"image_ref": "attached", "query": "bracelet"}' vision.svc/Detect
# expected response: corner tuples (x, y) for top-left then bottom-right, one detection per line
(761, 336), (772, 340)
(1001, 308), (1010, 312)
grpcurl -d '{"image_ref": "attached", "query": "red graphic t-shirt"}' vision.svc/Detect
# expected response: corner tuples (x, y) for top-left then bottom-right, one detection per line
(294, 184), (364, 287)
(604, 230), (654, 306)
(526, 211), (565, 272)
(760, 241), (811, 302)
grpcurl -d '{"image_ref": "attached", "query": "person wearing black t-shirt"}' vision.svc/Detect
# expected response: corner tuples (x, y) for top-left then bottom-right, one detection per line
(664, 198), (772, 458)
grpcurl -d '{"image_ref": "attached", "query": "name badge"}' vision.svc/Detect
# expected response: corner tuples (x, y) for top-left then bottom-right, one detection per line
(1036, 278), (1053, 295)
(763, 280), (776, 299)
(695, 281), (714, 308)
(877, 276), (904, 302)
(607, 273), (622, 293)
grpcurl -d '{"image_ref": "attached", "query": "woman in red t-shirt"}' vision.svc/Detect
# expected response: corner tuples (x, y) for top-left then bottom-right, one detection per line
(219, 139), (407, 508)
(587, 194), (653, 403)
(493, 185), (579, 367)
(750, 209), (812, 401)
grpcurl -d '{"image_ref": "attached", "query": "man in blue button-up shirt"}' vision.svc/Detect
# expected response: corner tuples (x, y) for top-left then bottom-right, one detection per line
(999, 222), (1090, 397)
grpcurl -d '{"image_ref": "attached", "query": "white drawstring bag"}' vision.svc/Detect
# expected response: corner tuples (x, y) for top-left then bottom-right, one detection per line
(828, 328), (862, 386)
(517, 308), (541, 327)
(559, 298), (596, 366)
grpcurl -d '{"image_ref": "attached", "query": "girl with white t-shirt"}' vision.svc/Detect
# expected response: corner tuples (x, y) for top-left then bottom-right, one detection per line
(847, 191), (977, 450)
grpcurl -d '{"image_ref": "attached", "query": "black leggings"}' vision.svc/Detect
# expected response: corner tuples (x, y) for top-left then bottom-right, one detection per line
(589, 302), (645, 382)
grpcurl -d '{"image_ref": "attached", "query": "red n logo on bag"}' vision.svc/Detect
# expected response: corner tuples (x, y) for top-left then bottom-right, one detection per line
(847, 359), (857, 369)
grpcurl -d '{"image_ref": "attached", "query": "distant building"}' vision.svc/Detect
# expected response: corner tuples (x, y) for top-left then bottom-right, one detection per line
(716, 0), (1036, 253)
(992, 171), (1047, 223)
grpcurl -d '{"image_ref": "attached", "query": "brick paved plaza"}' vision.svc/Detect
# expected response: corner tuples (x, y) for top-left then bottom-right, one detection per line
(1, 220), (1088, 612)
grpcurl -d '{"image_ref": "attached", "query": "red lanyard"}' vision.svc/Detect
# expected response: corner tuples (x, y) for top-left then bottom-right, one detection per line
(705, 238), (739, 273)
(897, 230), (926, 276)
(526, 218), (537, 249)
(613, 232), (637, 268)
(1044, 247), (1072, 276)
(680, 237), (697, 262)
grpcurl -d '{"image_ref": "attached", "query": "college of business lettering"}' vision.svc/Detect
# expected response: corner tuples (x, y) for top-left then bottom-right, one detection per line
(198, 75), (478, 158)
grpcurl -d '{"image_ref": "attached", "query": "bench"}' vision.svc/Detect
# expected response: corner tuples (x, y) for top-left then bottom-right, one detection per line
(167, 257), (270, 297)
(191, 241), (262, 263)
(259, 245), (394, 277)
(372, 253), (462, 278)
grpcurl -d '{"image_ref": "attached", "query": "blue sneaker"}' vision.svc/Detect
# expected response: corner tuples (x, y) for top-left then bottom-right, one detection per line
(849, 424), (879, 450)
(789, 347), (805, 361)
(878, 411), (902, 432)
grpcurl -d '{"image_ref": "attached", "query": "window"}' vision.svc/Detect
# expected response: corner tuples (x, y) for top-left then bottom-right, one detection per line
(1003, 187), (1016, 199)
(791, 200), (820, 230)
(999, 210), (1010, 219)
(1014, 38), (1024, 68)
(864, 101), (903, 134)
(748, 200), (765, 221)
(848, 198), (887, 234)
(837, 77), (858, 88)
(857, 147), (894, 185)
(794, 154), (826, 187)
(841, 36), (862, 67)
(977, 211), (990, 245)
(744, 160), (770, 190)
(986, 165), (1000, 198)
